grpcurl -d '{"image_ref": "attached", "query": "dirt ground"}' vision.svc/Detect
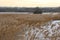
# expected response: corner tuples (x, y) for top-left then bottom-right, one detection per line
(0, 14), (60, 40)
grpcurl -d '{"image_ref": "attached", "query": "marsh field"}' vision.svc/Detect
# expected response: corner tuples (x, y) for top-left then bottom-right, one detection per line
(0, 12), (60, 40)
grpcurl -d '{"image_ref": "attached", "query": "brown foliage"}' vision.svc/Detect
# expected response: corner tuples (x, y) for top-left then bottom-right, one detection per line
(0, 14), (60, 40)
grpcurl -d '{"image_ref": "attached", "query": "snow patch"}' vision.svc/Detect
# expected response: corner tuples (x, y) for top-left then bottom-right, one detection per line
(17, 20), (60, 40)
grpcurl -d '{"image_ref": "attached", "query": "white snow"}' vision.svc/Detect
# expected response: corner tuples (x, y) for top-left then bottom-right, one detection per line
(24, 20), (60, 40)
(17, 20), (60, 40)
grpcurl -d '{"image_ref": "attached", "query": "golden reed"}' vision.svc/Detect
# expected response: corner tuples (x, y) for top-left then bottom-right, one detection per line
(0, 14), (60, 40)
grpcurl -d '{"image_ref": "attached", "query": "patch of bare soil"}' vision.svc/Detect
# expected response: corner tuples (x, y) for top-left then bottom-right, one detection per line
(0, 14), (60, 40)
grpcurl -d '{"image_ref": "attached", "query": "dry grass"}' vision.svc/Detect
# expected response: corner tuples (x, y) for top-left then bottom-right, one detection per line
(0, 14), (60, 40)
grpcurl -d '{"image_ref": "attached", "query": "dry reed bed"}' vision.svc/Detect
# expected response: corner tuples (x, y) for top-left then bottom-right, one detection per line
(0, 14), (60, 40)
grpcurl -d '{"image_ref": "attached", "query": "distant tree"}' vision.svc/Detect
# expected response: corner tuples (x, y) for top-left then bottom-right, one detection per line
(33, 7), (42, 14)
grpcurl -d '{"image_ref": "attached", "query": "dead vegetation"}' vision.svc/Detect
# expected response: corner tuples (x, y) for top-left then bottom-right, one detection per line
(0, 14), (60, 40)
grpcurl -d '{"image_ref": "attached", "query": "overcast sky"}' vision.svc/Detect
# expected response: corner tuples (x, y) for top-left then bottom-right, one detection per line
(0, 0), (60, 7)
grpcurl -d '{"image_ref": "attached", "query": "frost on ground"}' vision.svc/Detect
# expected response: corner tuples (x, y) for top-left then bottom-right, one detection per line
(16, 20), (60, 40)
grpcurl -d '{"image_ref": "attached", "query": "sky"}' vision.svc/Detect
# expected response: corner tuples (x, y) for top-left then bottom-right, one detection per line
(0, 0), (60, 7)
